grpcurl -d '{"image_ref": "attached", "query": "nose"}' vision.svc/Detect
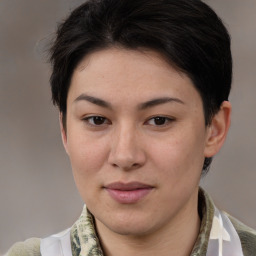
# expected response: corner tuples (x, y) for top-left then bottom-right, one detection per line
(108, 125), (146, 171)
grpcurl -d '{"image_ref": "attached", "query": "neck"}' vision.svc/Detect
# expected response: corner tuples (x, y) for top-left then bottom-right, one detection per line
(95, 189), (201, 256)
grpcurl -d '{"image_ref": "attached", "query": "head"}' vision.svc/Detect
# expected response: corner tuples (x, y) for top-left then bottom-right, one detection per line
(49, 0), (232, 241)
(49, 0), (232, 175)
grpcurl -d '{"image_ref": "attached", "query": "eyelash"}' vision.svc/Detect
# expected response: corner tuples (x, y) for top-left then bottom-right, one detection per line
(82, 115), (175, 127)
(145, 116), (175, 126)
(82, 116), (111, 126)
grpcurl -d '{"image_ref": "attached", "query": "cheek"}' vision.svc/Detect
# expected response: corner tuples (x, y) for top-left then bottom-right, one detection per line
(150, 129), (206, 181)
(67, 136), (110, 204)
(67, 135), (109, 180)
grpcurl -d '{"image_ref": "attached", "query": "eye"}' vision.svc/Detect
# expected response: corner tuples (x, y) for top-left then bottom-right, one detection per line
(83, 116), (110, 126)
(146, 116), (174, 126)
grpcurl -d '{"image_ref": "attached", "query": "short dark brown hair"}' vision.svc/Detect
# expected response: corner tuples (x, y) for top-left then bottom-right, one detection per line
(49, 0), (232, 173)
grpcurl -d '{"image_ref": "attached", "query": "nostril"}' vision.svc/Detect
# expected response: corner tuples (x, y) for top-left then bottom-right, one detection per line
(110, 160), (141, 171)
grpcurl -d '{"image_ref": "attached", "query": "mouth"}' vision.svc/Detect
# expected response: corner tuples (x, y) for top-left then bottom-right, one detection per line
(104, 182), (154, 204)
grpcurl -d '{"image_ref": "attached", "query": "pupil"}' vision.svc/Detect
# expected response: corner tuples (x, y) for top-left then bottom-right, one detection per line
(94, 116), (104, 125)
(155, 117), (166, 125)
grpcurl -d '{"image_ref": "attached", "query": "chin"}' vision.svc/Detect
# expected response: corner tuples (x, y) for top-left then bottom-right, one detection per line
(107, 221), (154, 237)
(96, 209), (158, 237)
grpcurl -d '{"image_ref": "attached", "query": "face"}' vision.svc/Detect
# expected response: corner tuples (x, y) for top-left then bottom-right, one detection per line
(62, 48), (215, 237)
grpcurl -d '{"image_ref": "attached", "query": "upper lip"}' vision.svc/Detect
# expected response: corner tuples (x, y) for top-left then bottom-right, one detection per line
(104, 182), (154, 191)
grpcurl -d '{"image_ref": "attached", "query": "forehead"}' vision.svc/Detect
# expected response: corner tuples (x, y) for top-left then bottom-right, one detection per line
(74, 47), (182, 82)
(68, 47), (202, 109)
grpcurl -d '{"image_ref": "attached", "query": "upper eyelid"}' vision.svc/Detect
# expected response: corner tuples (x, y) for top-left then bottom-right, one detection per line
(144, 115), (176, 126)
(82, 114), (108, 120)
(81, 114), (175, 124)
(82, 115), (111, 125)
(83, 115), (105, 119)
(146, 115), (175, 121)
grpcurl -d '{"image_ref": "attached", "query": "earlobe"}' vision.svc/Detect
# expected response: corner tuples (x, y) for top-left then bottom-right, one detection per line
(59, 113), (69, 155)
(204, 101), (231, 158)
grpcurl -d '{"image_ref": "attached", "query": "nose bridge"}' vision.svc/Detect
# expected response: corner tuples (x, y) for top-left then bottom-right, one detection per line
(108, 122), (145, 169)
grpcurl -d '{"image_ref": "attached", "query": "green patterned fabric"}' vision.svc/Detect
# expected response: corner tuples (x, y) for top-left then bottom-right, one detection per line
(5, 188), (256, 256)
(228, 213), (256, 256)
(190, 189), (215, 255)
(70, 205), (103, 256)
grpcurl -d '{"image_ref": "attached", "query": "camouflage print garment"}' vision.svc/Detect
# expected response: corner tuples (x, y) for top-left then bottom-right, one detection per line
(70, 206), (104, 256)
(5, 188), (256, 256)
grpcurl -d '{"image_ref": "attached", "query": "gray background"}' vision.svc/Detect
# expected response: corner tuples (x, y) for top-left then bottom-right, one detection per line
(0, 0), (255, 254)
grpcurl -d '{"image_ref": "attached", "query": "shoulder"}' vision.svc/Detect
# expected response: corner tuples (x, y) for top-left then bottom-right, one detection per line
(5, 238), (41, 256)
(226, 213), (256, 256)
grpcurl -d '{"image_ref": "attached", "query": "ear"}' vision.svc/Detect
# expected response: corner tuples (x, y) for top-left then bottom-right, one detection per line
(59, 113), (69, 155)
(204, 101), (231, 158)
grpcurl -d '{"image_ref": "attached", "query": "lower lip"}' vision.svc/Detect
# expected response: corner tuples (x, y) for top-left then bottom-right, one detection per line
(106, 188), (153, 204)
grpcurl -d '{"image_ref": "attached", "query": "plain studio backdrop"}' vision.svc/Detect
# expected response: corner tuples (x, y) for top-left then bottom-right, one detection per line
(0, 0), (255, 253)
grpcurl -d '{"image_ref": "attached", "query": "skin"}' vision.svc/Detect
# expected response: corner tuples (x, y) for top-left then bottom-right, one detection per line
(61, 48), (231, 256)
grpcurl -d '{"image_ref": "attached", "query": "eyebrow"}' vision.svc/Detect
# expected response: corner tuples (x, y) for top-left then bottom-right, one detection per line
(74, 94), (112, 109)
(138, 97), (185, 110)
(74, 94), (184, 110)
